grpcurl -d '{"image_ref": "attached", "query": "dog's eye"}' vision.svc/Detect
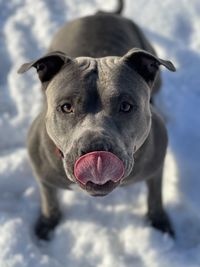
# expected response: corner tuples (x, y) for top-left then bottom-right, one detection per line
(120, 102), (132, 113)
(60, 103), (74, 113)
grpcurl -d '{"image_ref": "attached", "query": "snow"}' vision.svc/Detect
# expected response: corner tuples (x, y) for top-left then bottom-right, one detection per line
(0, 0), (200, 266)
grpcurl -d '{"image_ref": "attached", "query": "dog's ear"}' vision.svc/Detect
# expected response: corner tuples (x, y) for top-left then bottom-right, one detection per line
(18, 51), (72, 83)
(121, 48), (176, 87)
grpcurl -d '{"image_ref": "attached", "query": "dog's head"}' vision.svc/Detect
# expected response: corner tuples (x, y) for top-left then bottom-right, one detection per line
(18, 48), (175, 196)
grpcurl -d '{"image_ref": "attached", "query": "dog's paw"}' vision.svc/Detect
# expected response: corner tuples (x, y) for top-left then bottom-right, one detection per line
(147, 210), (175, 238)
(35, 213), (62, 240)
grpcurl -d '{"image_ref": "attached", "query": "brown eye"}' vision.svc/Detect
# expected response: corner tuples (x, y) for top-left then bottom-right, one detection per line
(120, 102), (132, 113)
(60, 103), (74, 113)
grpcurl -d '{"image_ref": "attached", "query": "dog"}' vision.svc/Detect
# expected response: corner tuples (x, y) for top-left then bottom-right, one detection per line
(18, 0), (176, 240)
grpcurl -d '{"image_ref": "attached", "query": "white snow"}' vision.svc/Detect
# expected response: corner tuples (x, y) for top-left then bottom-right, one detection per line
(0, 0), (200, 266)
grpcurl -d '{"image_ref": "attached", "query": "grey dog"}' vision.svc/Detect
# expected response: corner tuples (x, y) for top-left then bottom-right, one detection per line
(18, 0), (176, 240)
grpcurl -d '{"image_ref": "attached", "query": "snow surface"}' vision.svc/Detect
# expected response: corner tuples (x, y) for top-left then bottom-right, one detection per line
(0, 0), (200, 266)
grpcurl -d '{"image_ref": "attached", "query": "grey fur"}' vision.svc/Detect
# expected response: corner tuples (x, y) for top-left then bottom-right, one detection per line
(18, 2), (175, 240)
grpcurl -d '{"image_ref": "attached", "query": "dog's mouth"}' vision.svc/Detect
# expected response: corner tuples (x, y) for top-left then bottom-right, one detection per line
(73, 151), (125, 196)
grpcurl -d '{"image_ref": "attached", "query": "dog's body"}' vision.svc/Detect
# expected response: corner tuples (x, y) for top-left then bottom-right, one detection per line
(18, 0), (175, 239)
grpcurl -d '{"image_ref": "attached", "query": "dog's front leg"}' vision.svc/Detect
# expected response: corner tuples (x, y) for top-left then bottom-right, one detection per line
(146, 166), (175, 237)
(35, 181), (62, 240)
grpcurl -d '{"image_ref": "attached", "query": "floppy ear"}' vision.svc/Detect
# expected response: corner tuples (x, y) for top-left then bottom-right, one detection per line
(121, 48), (176, 87)
(18, 51), (71, 83)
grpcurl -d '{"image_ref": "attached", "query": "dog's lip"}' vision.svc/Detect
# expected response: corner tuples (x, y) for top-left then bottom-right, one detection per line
(77, 179), (120, 196)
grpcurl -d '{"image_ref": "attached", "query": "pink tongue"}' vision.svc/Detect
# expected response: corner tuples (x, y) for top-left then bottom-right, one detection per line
(74, 151), (125, 185)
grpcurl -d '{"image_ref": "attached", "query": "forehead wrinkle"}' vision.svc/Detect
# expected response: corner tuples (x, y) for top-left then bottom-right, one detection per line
(76, 57), (98, 76)
(97, 60), (150, 101)
(97, 66), (121, 100)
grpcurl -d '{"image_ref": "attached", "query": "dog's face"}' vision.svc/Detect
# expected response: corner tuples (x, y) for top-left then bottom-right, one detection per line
(18, 49), (175, 196)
